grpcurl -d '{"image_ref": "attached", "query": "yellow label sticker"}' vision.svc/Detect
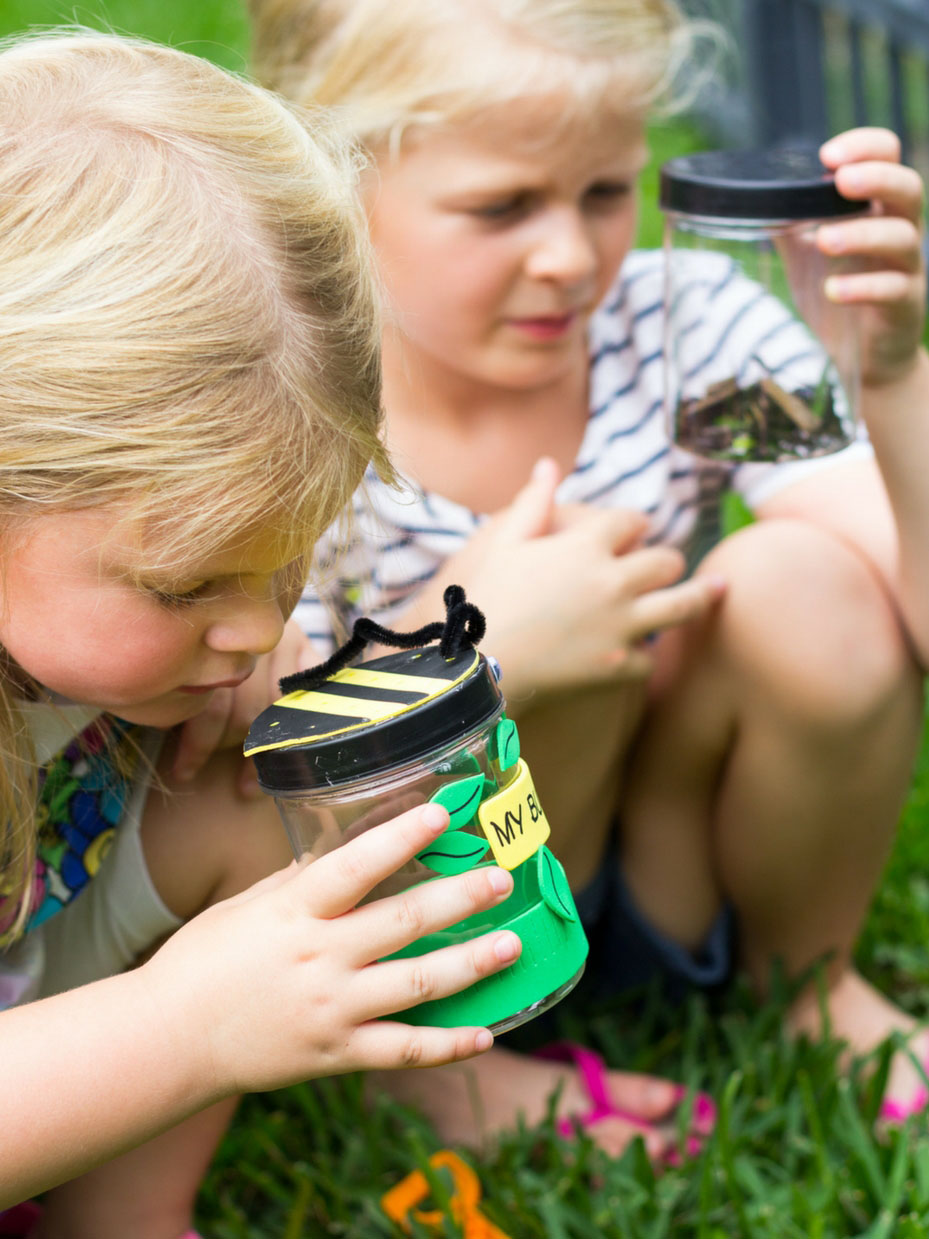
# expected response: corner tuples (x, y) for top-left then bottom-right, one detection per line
(477, 759), (550, 870)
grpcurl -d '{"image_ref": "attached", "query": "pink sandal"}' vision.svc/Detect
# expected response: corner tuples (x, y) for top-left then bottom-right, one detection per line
(879, 1044), (929, 1125)
(534, 1040), (715, 1165)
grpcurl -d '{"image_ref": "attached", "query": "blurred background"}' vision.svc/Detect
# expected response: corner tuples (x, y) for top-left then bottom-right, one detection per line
(1, 0), (927, 240)
(686, 0), (929, 184)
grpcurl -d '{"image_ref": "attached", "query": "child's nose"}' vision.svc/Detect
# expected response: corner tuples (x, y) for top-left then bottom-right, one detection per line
(204, 594), (285, 657)
(525, 207), (598, 284)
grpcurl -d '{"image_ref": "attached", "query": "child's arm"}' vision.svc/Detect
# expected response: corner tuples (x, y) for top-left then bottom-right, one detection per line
(376, 458), (725, 712)
(758, 128), (929, 663)
(0, 804), (518, 1204)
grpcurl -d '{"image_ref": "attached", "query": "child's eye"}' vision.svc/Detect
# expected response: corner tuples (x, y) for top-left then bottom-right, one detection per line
(148, 582), (210, 609)
(584, 181), (633, 209)
(471, 193), (532, 222)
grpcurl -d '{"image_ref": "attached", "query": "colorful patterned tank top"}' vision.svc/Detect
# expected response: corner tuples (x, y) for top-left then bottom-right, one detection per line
(1, 713), (141, 937)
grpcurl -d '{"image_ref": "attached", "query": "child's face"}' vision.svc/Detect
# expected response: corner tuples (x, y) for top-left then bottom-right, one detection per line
(0, 506), (291, 727)
(366, 99), (648, 394)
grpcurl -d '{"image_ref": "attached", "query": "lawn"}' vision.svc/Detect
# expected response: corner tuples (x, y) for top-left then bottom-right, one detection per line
(5, 2), (929, 1235)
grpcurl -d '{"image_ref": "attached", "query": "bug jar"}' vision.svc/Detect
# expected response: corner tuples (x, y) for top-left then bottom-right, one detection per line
(244, 641), (588, 1034)
(660, 147), (868, 466)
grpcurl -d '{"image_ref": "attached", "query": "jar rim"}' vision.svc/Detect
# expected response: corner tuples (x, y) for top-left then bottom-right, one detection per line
(660, 147), (866, 222)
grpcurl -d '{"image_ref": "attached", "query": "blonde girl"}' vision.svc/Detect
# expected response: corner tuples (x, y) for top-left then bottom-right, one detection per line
(249, 0), (929, 1159)
(0, 31), (522, 1236)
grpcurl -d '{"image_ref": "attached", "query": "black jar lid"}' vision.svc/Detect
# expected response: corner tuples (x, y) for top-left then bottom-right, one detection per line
(660, 147), (865, 221)
(244, 645), (503, 793)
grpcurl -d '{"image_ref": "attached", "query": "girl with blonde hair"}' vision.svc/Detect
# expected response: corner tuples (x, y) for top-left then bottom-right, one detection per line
(0, 30), (522, 1236)
(250, 0), (929, 1159)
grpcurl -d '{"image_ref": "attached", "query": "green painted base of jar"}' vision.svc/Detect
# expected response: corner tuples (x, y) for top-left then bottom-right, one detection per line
(385, 857), (589, 1032)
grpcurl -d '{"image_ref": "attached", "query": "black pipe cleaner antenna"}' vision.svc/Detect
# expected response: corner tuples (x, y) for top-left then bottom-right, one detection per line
(279, 584), (486, 696)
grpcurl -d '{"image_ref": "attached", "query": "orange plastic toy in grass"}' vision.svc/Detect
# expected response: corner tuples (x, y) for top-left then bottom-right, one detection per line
(380, 1151), (512, 1238)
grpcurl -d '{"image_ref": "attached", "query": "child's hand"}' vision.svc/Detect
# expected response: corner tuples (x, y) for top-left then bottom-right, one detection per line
(400, 459), (726, 703)
(818, 127), (926, 388)
(172, 618), (319, 794)
(140, 803), (520, 1096)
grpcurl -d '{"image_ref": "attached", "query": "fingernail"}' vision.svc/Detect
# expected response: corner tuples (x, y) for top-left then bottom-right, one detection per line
(474, 1029), (494, 1051)
(819, 225), (844, 252)
(488, 867), (512, 896)
(421, 804), (449, 832)
(493, 931), (521, 962)
(174, 765), (193, 783)
(241, 779), (261, 799)
(707, 574), (727, 594)
(825, 275), (847, 302)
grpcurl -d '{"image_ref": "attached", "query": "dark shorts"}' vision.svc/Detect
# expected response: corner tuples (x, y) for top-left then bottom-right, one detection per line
(502, 848), (735, 1047)
(572, 851), (735, 1004)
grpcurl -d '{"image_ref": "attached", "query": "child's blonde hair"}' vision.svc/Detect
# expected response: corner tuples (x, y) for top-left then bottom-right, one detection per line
(248, 0), (712, 153)
(0, 30), (387, 941)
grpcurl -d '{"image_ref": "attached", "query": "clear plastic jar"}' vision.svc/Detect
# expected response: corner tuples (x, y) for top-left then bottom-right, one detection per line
(244, 645), (588, 1034)
(660, 148), (867, 464)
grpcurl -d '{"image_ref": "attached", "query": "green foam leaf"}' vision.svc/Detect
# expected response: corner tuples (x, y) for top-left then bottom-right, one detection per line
(495, 718), (520, 772)
(537, 846), (577, 922)
(429, 773), (485, 829)
(416, 831), (490, 874)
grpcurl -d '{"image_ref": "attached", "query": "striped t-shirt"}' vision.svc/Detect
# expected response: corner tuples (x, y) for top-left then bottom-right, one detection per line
(295, 248), (870, 653)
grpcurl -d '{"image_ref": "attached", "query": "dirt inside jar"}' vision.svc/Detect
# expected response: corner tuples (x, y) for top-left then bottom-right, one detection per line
(675, 375), (849, 463)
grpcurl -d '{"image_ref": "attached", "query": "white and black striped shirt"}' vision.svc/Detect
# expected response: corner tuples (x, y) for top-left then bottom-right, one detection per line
(296, 249), (870, 652)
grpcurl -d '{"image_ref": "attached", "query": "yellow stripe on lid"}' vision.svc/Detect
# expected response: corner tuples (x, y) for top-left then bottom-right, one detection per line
(280, 691), (406, 720)
(329, 667), (453, 694)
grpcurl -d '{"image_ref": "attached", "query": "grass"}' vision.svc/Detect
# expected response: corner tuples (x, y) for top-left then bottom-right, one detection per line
(5, 2), (929, 1234)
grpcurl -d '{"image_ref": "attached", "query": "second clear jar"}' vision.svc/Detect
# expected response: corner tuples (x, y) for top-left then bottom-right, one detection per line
(660, 148), (867, 464)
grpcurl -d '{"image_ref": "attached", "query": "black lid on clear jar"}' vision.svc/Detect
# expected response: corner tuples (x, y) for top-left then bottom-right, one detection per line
(660, 148), (865, 222)
(243, 646), (503, 793)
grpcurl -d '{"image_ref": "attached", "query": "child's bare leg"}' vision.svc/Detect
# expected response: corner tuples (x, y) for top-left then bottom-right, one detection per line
(37, 749), (293, 1239)
(623, 519), (925, 1087)
(371, 683), (691, 1159)
(33, 1102), (237, 1239)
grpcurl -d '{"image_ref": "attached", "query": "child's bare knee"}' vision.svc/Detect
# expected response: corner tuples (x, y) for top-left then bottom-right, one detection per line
(700, 519), (919, 728)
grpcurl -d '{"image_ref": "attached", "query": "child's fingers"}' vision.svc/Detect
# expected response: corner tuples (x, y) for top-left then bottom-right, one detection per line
(820, 127), (902, 167)
(299, 803), (451, 917)
(630, 574), (726, 638)
(356, 928), (522, 1019)
(347, 1021), (496, 1070)
(236, 755), (262, 800)
(172, 687), (235, 782)
(586, 507), (652, 555)
(600, 644), (655, 680)
(818, 216), (923, 270)
(825, 269), (918, 305)
(347, 866), (514, 962)
(832, 162), (925, 224)
(499, 456), (561, 541)
(610, 544), (685, 596)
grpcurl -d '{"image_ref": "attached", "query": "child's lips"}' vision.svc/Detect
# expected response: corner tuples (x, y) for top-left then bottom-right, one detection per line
(506, 312), (578, 339)
(178, 673), (252, 694)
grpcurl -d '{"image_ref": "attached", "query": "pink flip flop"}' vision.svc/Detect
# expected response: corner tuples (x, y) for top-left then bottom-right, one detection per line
(879, 1046), (929, 1125)
(534, 1040), (715, 1165)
